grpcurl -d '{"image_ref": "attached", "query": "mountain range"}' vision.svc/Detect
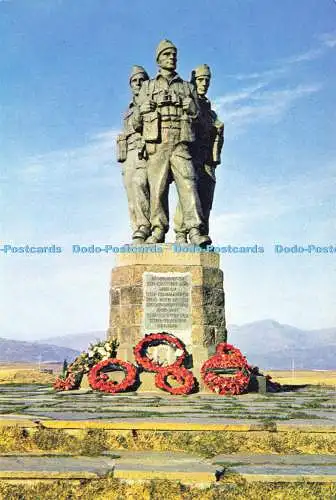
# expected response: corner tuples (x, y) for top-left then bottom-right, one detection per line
(0, 338), (79, 363)
(228, 320), (335, 369)
(0, 320), (334, 369)
(39, 320), (336, 369)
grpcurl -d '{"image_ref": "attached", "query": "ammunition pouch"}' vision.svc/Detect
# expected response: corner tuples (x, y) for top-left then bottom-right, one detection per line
(146, 142), (157, 155)
(137, 137), (148, 161)
(212, 134), (224, 165)
(143, 111), (160, 142)
(180, 115), (195, 143)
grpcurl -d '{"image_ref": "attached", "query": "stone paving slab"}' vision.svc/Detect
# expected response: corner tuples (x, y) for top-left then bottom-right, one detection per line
(22, 411), (140, 420)
(212, 454), (336, 465)
(112, 450), (222, 483)
(228, 465), (336, 482)
(0, 452), (334, 484)
(52, 405), (210, 414)
(103, 451), (336, 484)
(0, 456), (115, 479)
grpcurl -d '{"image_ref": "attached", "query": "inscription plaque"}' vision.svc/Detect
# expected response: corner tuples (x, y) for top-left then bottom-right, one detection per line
(143, 272), (192, 344)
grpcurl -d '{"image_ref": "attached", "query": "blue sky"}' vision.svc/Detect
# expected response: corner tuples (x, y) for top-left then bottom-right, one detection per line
(0, 0), (335, 340)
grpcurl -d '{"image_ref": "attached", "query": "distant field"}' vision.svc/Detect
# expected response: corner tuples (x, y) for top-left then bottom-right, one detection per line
(0, 363), (62, 385)
(267, 370), (336, 386)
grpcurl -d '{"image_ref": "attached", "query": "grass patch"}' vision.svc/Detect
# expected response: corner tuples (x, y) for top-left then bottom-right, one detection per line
(0, 406), (29, 414)
(0, 476), (334, 500)
(289, 412), (321, 419)
(303, 398), (331, 409)
(0, 425), (335, 456)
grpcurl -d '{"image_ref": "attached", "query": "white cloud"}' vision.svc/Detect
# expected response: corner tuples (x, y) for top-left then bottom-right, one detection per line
(213, 84), (321, 132)
(279, 48), (324, 65)
(231, 30), (336, 83)
(215, 30), (334, 134)
(17, 128), (120, 190)
(211, 159), (336, 242)
(318, 31), (336, 48)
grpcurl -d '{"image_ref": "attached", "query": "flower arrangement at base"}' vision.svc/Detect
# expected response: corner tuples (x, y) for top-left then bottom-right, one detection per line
(53, 338), (119, 392)
(88, 358), (138, 393)
(201, 343), (251, 395)
(155, 366), (195, 395)
(134, 333), (188, 372)
(53, 369), (83, 391)
(70, 338), (120, 374)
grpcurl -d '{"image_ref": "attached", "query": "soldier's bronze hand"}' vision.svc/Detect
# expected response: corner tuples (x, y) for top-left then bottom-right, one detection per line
(140, 100), (157, 114)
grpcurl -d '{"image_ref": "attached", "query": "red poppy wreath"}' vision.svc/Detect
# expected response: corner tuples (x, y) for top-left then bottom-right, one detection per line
(134, 333), (188, 372)
(88, 358), (137, 393)
(201, 343), (251, 395)
(155, 365), (195, 395)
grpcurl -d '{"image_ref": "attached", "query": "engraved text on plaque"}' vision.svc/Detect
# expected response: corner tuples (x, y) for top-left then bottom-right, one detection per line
(143, 272), (192, 344)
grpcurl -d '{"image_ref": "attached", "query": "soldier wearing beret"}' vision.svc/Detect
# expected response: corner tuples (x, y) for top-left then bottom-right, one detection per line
(134, 40), (211, 246)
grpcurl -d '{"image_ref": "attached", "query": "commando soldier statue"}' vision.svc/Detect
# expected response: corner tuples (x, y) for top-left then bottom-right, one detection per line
(174, 64), (224, 241)
(117, 65), (151, 244)
(134, 40), (211, 247)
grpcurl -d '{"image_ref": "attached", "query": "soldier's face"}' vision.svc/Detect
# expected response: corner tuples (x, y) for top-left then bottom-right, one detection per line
(195, 76), (210, 96)
(130, 75), (146, 96)
(158, 49), (177, 71)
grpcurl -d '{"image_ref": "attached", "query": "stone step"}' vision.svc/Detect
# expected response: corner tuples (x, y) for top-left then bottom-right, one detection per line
(0, 452), (334, 485)
(212, 453), (336, 465)
(0, 453), (220, 484)
(111, 451), (336, 483)
(0, 456), (115, 480)
(113, 450), (221, 483)
(212, 453), (336, 483)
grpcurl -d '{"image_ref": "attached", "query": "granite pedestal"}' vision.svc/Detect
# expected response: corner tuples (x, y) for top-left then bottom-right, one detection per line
(107, 244), (227, 391)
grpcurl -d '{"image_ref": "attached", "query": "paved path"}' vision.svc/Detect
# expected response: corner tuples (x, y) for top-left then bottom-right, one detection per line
(0, 384), (334, 429)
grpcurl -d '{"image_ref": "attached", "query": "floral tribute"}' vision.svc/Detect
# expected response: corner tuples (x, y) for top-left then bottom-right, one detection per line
(53, 338), (119, 392)
(134, 333), (195, 395)
(155, 366), (195, 395)
(201, 343), (251, 395)
(88, 358), (138, 393)
(133, 333), (187, 372)
(53, 370), (82, 391)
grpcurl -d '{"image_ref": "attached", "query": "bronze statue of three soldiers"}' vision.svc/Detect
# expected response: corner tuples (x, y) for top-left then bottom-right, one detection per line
(117, 40), (224, 247)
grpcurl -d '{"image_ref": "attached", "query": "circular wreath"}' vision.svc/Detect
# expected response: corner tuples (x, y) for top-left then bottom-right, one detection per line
(201, 343), (251, 395)
(88, 358), (137, 393)
(134, 333), (188, 372)
(155, 366), (195, 395)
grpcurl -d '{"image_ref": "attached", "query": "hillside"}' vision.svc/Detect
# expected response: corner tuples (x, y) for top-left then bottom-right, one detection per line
(38, 332), (104, 352)
(0, 338), (79, 363)
(228, 320), (336, 369)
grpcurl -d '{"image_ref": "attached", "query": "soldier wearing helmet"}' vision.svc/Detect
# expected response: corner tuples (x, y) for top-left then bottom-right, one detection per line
(116, 65), (151, 243)
(174, 64), (224, 240)
(134, 40), (211, 247)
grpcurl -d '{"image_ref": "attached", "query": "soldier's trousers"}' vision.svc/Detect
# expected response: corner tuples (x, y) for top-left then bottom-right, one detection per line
(122, 149), (150, 235)
(174, 164), (216, 236)
(147, 136), (204, 234)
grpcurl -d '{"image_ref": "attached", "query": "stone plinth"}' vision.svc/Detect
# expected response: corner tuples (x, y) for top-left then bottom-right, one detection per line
(107, 244), (227, 390)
